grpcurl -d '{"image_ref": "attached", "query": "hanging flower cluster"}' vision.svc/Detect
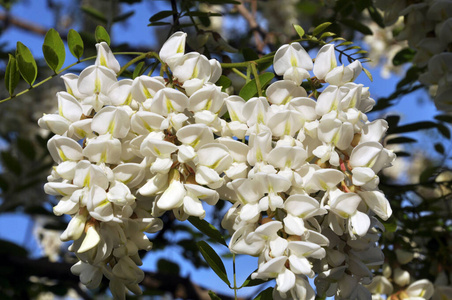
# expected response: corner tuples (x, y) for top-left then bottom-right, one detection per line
(375, 0), (452, 111)
(39, 31), (395, 299)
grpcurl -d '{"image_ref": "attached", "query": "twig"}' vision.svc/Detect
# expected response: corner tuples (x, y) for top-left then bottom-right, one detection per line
(235, 1), (266, 52)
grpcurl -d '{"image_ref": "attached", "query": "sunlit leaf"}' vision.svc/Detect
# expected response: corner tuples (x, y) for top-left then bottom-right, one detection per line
(68, 29), (84, 60)
(95, 25), (111, 46)
(313, 22), (332, 36)
(293, 24), (305, 38)
(239, 72), (274, 100)
(43, 28), (65, 72)
(16, 42), (38, 86)
(363, 67), (373, 82)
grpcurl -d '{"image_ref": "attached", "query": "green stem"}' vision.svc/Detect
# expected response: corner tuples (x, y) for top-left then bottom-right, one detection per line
(117, 51), (160, 77)
(231, 68), (247, 80)
(250, 62), (262, 97)
(0, 51), (155, 104)
(0, 55), (96, 104)
(233, 253), (238, 300)
(220, 55), (273, 69)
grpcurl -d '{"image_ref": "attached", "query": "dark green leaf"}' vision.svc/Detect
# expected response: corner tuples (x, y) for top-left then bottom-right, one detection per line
(386, 115), (400, 129)
(0, 175), (9, 192)
(435, 114), (452, 123)
(17, 137), (36, 160)
(312, 22), (332, 36)
(0, 239), (28, 257)
(68, 29), (84, 60)
(133, 61), (145, 79)
(363, 67), (373, 82)
(188, 216), (227, 246)
(147, 21), (172, 27)
(197, 0), (241, 4)
(383, 216), (397, 232)
(113, 11), (135, 23)
(16, 42), (38, 86)
(253, 287), (274, 300)
(157, 258), (180, 275)
(95, 26), (111, 46)
(1, 151), (22, 175)
(81, 6), (107, 23)
(242, 48), (259, 61)
(239, 73), (274, 100)
(434, 143), (445, 154)
(208, 290), (222, 300)
(386, 137), (417, 144)
(241, 271), (267, 287)
(149, 10), (174, 22)
(388, 121), (438, 135)
(368, 5), (385, 28)
(437, 123), (451, 139)
(43, 28), (65, 72)
(5, 54), (20, 96)
(184, 11), (222, 17)
(340, 19), (373, 35)
(197, 241), (230, 286)
(420, 166), (437, 183)
(293, 24), (305, 38)
(393, 48), (416, 66)
(394, 151), (410, 157)
(215, 75), (232, 92)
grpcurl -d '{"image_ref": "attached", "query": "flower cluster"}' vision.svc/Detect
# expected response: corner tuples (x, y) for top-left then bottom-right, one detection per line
(39, 32), (395, 299)
(222, 42), (395, 299)
(375, 0), (452, 111)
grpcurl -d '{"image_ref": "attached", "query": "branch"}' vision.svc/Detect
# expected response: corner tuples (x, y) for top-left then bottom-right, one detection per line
(235, 1), (266, 53)
(5, 254), (244, 300)
(0, 11), (49, 36)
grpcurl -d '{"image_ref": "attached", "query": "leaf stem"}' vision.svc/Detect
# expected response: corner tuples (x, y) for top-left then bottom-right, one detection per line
(117, 51), (160, 77)
(233, 253), (238, 300)
(250, 62), (262, 97)
(220, 55), (273, 69)
(231, 68), (247, 80)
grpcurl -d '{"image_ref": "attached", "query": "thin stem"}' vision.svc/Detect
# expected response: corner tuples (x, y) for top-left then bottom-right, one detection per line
(250, 62), (262, 96)
(220, 55), (273, 69)
(233, 253), (238, 300)
(117, 51), (160, 77)
(231, 68), (247, 80)
(0, 55), (96, 104)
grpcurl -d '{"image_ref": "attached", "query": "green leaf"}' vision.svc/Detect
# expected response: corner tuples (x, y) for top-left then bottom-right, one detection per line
(147, 21), (172, 27)
(362, 67), (373, 82)
(420, 166), (437, 183)
(16, 42), (38, 86)
(188, 216), (227, 246)
(215, 75), (232, 92)
(337, 41), (353, 47)
(17, 137), (36, 160)
(312, 21), (332, 36)
(434, 143), (445, 154)
(149, 10), (174, 22)
(319, 31), (336, 39)
(241, 271), (267, 287)
(367, 5), (385, 28)
(184, 11), (222, 17)
(383, 216), (397, 232)
(388, 121), (439, 135)
(253, 287), (274, 300)
(68, 29), (84, 60)
(386, 136), (417, 145)
(197, 0), (241, 4)
(242, 48), (259, 61)
(239, 72), (274, 100)
(42, 28), (65, 72)
(1, 151), (22, 175)
(208, 290), (222, 300)
(392, 48), (416, 66)
(436, 122), (450, 139)
(0, 175), (9, 192)
(5, 54), (20, 96)
(81, 6), (107, 23)
(293, 24), (305, 38)
(113, 11), (135, 22)
(157, 258), (180, 275)
(95, 25), (111, 46)
(197, 241), (230, 286)
(435, 114), (452, 123)
(133, 61), (145, 79)
(340, 19), (373, 35)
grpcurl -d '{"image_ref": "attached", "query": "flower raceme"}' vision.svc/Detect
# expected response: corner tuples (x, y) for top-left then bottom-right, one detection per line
(39, 32), (396, 299)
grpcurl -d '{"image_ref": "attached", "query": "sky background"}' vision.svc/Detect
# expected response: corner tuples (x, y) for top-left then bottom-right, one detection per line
(0, 0), (442, 298)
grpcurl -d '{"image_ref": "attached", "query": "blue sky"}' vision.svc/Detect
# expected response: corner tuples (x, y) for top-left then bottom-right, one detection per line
(0, 0), (441, 298)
